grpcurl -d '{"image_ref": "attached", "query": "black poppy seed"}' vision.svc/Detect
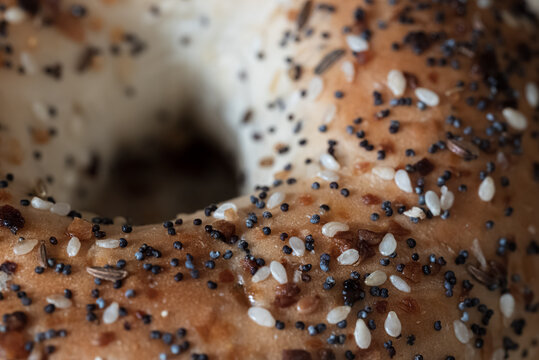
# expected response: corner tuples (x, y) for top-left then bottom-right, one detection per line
(370, 213), (379, 221)
(310, 214), (321, 224)
(207, 281), (217, 290)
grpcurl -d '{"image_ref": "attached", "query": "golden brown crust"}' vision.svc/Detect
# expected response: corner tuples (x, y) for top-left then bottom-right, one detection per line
(0, 0), (538, 359)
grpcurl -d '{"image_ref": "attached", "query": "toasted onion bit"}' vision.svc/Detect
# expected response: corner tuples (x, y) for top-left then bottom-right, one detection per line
(337, 249), (359, 265)
(252, 266), (270, 283)
(387, 69), (406, 96)
(403, 206), (426, 220)
(67, 236), (81, 257)
(354, 319), (372, 349)
(270, 261), (288, 284)
(384, 311), (402, 337)
(395, 169), (413, 193)
(321, 222), (349, 237)
(499, 293), (515, 319)
(364, 270), (387, 286)
(248, 307), (276, 327)
(478, 176), (495, 202)
(327, 306), (351, 324)
(379, 233), (397, 256)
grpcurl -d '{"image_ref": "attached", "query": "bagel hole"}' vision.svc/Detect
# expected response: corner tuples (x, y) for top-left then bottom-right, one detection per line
(80, 115), (241, 225)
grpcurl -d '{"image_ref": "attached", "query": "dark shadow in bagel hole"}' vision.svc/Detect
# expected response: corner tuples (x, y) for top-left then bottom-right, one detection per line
(85, 118), (241, 225)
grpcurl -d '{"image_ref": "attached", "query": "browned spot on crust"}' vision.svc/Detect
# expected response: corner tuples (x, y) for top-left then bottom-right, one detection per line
(297, 194), (313, 206)
(92, 332), (116, 347)
(31, 128), (51, 145)
(259, 156), (274, 167)
(361, 194), (381, 205)
(274, 283), (301, 308)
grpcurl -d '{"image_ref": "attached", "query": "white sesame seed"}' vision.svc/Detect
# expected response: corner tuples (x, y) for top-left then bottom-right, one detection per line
(491, 349), (505, 360)
(478, 176), (495, 202)
(267, 192), (285, 209)
(293, 270), (302, 283)
(289, 237), (305, 256)
(31, 196), (53, 210)
(394, 169), (413, 193)
(247, 307), (276, 327)
(326, 306), (351, 324)
(477, 0), (492, 9)
(4, 7), (27, 24)
(103, 302), (119, 324)
(31, 102), (51, 123)
(471, 238), (487, 270)
(321, 222), (349, 237)
(387, 70), (406, 96)
(453, 320), (471, 344)
(270, 261), (288, 284)
(499, 293), (515, 319)
(341, 60), (355, 83)
(384, 311), (402, 337)
(317, 170), (340, 182)
(440, 186), (455, 210)
(161, 310), (169, 318)
(213, 202), (237, 219)
(13, 239), (38, 255)
(96, 239), (121, 249)
(320, 153), (340, 171)
(389, 275), (411, 293)
(354, 319), (371, 349)
(20, 52), (37, 75)
(337, 249), (359, 265)
(403, 206), (426, 219)
(525, 82), (538, 108)
(425, 191), (441, 216)
(364, 270), (387, 286)
(502, 108), (527, 131)
(46, 295), (72, 309)
(372, 166), (395, 180)
(50, 202), (71, 216)
(415, 87), (440, 106)
(379, 233), (397, 256)
(66, 236), (81, 257)
(308, 76), (324, 101)
(346, 35), (369, 53)
(323, 104), (337, 124)
(0, 273), (11, 292)
(252, 266), (270, 283)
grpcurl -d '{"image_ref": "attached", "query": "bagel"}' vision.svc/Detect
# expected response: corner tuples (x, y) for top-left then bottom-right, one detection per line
(0, 0), (538, 359)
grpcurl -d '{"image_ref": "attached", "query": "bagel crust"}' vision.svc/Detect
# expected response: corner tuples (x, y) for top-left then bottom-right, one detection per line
(0, 0), (538, 359)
